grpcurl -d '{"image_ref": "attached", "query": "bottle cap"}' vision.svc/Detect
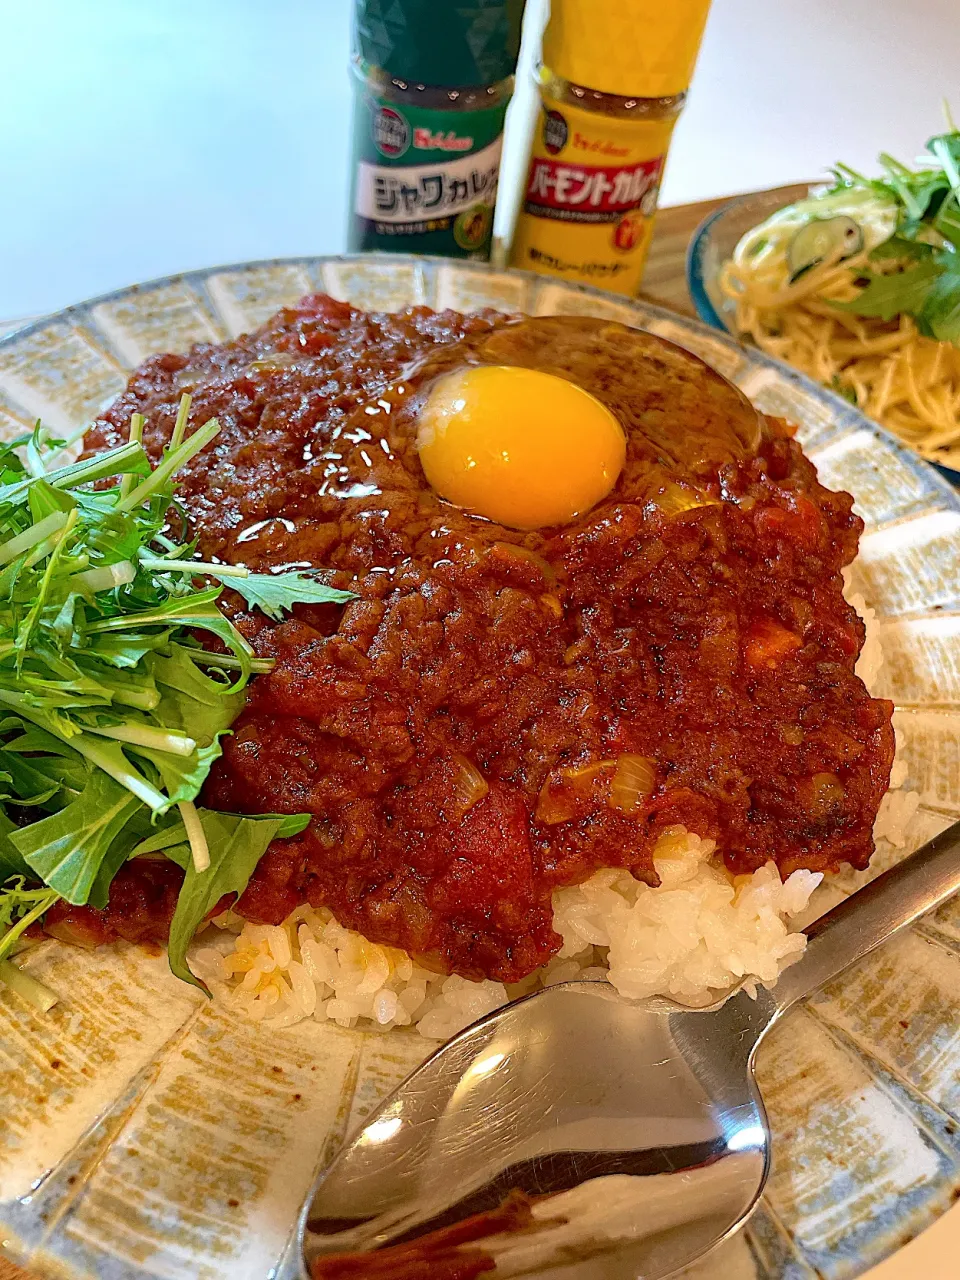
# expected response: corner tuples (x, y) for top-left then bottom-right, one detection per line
(542, 0), (711, 98)
(354, 0), (525, 89)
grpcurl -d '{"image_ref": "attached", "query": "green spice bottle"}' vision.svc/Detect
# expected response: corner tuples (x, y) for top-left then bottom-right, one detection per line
(348, 0), (525, 260)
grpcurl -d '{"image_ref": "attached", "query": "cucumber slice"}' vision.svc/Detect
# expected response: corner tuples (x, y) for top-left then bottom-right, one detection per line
(787, 216), (864, 280)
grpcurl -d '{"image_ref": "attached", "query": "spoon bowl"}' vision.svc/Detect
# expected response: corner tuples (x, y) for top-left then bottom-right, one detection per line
(302, 981), (774, 1277)
(301, 819), (960, 1278)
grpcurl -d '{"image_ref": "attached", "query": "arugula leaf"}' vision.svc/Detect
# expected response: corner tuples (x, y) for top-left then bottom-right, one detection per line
(933, 192), (960, 249)
(164, 811), (294, 991)
(128, 739), (225, 809)
(0, 812), (30, 881)
(10, 770), (142, 905)
(128, 809), (310, 858)
(918, 259), (960, 343)
(869, 234), (935, 263)
(223, 571), (356, 622)
(832, 258), (941, 321)
(150, 646), (244, 742)
(28, 479), (76, 523)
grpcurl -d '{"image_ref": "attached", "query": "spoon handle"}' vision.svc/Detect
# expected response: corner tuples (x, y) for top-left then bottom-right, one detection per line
(769, 818), (960, 1017)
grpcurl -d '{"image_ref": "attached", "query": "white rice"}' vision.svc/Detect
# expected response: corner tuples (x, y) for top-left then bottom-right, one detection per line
(548, 830), (819, 1005)
(193, 830), (821, 1037)
(850, 589), (884, 689)
(194, 907), (510, 1041)
(196, 590), (919, 1039)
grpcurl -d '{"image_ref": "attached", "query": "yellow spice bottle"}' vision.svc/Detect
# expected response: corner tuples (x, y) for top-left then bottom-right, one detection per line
(509, 0), (712, 296)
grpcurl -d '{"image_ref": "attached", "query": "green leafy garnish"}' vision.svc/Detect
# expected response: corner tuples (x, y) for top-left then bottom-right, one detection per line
(0, 877), (60, 966)
(832, 257), (942, 322)
(0, 399), (351, 1000)
(825, 121), (960, 342)
(223, 569), (355, 622)
(920, 258), (960, 343)
(10, 770), (144, 907)
(135, 556), (353, 623)
(0, 875), (62, 1011)
(128, 808), (310, 859)
(162, 810), (300, 991)
(828, 376), (858, 405)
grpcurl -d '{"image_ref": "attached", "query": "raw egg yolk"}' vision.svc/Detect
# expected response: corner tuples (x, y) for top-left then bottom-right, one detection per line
(416, 365), (626, 530)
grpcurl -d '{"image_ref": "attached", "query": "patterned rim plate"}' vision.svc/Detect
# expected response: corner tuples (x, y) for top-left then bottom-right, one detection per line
(2, 256), (960, 1280)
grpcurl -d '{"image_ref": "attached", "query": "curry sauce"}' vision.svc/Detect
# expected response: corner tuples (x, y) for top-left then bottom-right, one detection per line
(60, 296), (894, 982)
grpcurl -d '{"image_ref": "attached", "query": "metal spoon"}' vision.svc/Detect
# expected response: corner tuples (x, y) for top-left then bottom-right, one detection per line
(300, 820), (960, 1279)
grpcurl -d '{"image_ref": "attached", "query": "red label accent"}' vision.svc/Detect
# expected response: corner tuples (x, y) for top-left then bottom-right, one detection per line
(523, 155), (664, 224)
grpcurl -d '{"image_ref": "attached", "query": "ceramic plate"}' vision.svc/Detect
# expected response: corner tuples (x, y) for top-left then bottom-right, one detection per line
(1, 256), (960, 1280)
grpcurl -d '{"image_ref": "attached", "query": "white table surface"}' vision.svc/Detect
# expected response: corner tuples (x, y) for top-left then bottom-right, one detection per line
(2, 2), (960, 1274)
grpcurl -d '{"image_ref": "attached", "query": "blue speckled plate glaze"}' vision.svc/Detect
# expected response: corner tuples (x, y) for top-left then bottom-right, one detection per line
(685, 192), (960, 491)
(1, 256), (959, 1280)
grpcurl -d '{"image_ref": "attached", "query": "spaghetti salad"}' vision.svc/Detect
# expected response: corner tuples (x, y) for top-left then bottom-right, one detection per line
(720, 125), (960, 461)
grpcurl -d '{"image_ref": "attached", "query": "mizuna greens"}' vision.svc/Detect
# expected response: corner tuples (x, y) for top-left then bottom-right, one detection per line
(828, 125), (960, 342)
(0, 400), (354, 1005)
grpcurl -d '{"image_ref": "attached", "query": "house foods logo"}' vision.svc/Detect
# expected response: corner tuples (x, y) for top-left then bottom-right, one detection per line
(373, 106), (410, 158)
(543, 109), (568, 155)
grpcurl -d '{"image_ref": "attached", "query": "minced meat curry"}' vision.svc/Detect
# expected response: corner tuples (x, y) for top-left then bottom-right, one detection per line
(53, 295), (894, 982)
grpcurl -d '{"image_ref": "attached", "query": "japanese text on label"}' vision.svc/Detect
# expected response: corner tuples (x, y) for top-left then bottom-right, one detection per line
(523, 155), (664, 224)
(356, 138), (503, 224)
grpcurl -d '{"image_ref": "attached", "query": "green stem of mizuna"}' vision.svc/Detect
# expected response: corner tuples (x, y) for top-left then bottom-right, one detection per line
(139, 556), (250, 578)
(70, 561), (137, 593)
(119, 413), (145, 502)
(47, 441), (148, 491)
(189, 650), (274, 675)
(170, 394), (192, 451)
(16, 508), (79, 661)
(117, 418), (220, 513)
(68, 735), (169, 811)
(178, 800), (210, 872)
(0, 440), (149, 507)
(0, 889), (61, 965)
(86, 722), (197, 757)
(0, 689), (169, 813)
(106, 686), (161, 712)
(25, 425), (49, 479)
(23, 534), (65, 571)
(0, 958), (59, 1011)
(0, 511), (69, 567)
